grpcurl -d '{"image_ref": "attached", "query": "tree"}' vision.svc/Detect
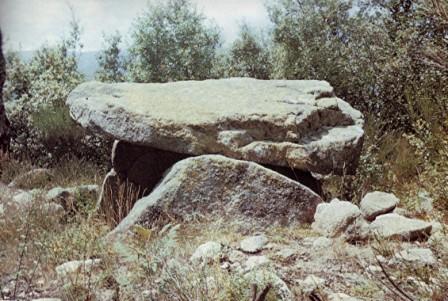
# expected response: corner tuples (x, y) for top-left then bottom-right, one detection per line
(226, 23), (272, 79)
(4, 20), (89, 162)
(96, 32), (126, 82)
(0, 31), (11, 152)
(127, 0), (221, 83)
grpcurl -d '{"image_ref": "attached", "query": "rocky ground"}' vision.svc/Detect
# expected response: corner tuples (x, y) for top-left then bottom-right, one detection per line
(1, 164), (447, 301)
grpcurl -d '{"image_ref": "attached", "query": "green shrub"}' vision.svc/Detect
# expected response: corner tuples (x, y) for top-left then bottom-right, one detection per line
(127, 0), (221, 83)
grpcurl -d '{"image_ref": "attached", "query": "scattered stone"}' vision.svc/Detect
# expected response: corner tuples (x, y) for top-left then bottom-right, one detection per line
(360, 191), (399, 221)
(12, 190), (36, 206)
(228, 250), (246, 263)
(395, 247), (437, 266)
(327, 292), (362, 301)
(301, 275), (325, 294)
(312, 199), (361, 238)
(393, 207), (411, 217)
(55, 259), (101, 279)
(41, 202), (65, 217)
(430, 221), (443, 234)
(67, 78), (364, 176)
(245, 270), (293, 301)
(244, 255), (271, 271)
(343, 217), (371, 242)
(46, 185), (98, 202)
(190, 241), (222, 264)
(367, 265), (382, 273)
(240, 234), (268, 253)
(111, 155), (322, 234)
(369, 213), (432, 241)
(8, 168), (53, 188)
(95, 289), (117, 301)
(312, 237), (333, 249)
(416, 190), (433, 214)
(276, 247), (296, 260)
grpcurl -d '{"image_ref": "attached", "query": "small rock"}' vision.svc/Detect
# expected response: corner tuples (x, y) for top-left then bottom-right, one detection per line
(312, 199), (361, 238)
(240, 234), (268, 253)
(32, 299), (62, 301)
(301, 275), (325, 294)
(312, 237), (333, 249)
(430, 221), (443, 234)
(276, 247), (296, 260)
(42, 203), (65, 216)
(190, 241), (222, 264)
(367, 265), (382, 273)
(8, 168), (53, 188)
(328, 292), (362, 301)
(416, 190), (433, 214)
(228, 250), (246, 263)
(95, 289), (117, 301)
(369, 213), (432, 241)
(244, 255), (271, 271)
(12, 190), (36, 206)
(393, 207), (411, 217)
(343, 217), (370, 242)
(55, 259), (101, 278)
(46, 185), (98, 210)
(245, 270), (293, 301)
(395, 248), (437, 266)
(360, 191), (399, 221)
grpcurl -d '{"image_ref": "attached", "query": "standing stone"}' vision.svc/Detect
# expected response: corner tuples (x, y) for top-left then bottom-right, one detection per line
(110, 155), (322, 234)
(0, 31), (11, 153)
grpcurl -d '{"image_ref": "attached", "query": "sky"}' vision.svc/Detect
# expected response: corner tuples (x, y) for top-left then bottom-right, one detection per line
(0, 0), (272, 52)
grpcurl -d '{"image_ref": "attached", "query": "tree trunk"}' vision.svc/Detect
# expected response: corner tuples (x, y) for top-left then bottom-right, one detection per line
(0, 31), (11, 153)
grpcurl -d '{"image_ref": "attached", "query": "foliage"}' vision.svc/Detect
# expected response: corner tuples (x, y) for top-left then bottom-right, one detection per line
(267, 0), (447, 133)
(127, 0), (221, 83)
(225, 23), (272, 79)
(4, 22), (111, 166)
(95, 32), (126, 82)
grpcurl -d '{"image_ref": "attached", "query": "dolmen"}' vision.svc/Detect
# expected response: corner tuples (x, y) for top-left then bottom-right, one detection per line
(67, 78), (364, 232)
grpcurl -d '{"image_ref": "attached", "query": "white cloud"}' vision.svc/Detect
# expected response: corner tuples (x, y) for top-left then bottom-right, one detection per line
(0, 0), (271, 51)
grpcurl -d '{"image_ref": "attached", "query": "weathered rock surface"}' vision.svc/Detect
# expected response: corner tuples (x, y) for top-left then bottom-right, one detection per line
(245, 270), (293, 301)
(244, 255), (271, 271)
(240, 234), (268, 253)
(395, 247), (437, 266)
(8, 168), (53, 188)
(55, 259), (101, 279)
(369, 213), (432, 241)
(360, 191), (399, 221)
(111, 155), (322, 234)
(300, 275), (325, 294)
(67, 78), (364, 175)
(327, 292), (362, 301)
(190, 241), (222, 264)
(46, 184), (98, 211)
(312, 199), (362, 238)
(46, 185), (98, 202)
